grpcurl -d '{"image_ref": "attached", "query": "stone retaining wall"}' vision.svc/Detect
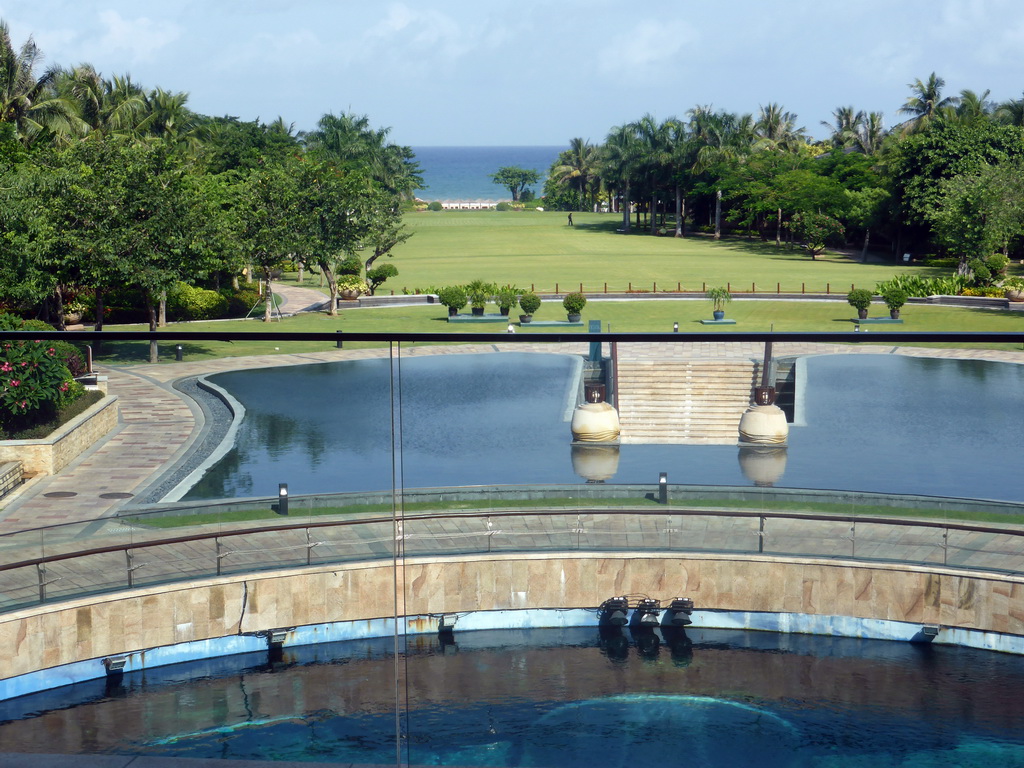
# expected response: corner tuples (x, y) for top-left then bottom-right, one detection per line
(0, 396), (118, 476)
(3, 551), (1022, 687)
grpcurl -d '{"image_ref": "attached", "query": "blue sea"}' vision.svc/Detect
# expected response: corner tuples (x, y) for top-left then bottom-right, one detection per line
(412, 145), (563, 201)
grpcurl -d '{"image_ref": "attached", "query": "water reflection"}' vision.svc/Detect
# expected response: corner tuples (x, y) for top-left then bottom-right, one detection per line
(183, 353), (1024, 503)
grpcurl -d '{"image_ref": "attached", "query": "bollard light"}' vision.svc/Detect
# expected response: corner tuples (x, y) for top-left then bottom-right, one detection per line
(175, 345), (183, 361)
(278, 483), (289, 515)
(659, 472), (668, 505)
(335, 330), (343, 349)
(673, 322), (678, 332)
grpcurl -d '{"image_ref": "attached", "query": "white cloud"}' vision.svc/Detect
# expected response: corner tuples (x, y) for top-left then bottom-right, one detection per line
(600, 20), (694, 76)
(97, 10), (181, 63)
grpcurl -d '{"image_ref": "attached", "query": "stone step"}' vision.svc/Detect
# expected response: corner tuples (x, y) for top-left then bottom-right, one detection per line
(615, 358), (757, 445)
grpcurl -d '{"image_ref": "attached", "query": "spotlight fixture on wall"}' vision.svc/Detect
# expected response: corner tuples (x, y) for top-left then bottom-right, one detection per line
(103, 656), (128, 675)
(633, 598), (661, 628)
(599, 596), (630, 626)
(267, 629), (288, 647)
(438, 614), (459, 636)
(666, 597), (694, 627)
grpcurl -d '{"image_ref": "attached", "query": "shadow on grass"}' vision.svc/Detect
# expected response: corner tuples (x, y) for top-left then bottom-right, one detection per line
(92, 340), (224, 364)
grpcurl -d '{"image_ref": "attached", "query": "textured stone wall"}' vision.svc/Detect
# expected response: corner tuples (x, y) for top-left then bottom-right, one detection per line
(3, 552), (1023, 681)
(0, 396), (118, 476)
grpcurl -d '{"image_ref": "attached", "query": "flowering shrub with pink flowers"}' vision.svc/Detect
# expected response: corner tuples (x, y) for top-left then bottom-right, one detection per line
(0, 338), (85, 436)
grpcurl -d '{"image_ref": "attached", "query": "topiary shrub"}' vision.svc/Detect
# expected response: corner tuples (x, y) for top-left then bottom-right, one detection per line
(847, 288), (874, 317)
(495, 201), (511, 211)
(367, 263), (398, 295)
(518, 292), (541, 316)
(562, 292), (587, 316)
(427, 201), (444, 211)
(167, 283), (229, 321)
(437, 285), (468, 314)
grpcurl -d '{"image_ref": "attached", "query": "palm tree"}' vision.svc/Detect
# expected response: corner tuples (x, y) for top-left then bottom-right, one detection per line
(631, 114), (674, 233)
(302, 112), (422, 199)
(853, 112), (887, 155)
(995, 93), (1024, 126)
(755, 103), (806, 151)
(0, 20), (74, 145)
(688, 106), (756, 239)
(899, 72), (958, 134)
(550, 137), (598, 211)
(138, 87), (202, 149)
(58, 65), (147, 138)
(953, 88), (994, 124)
(598, 123), (638, 232)
(821, 106), (864, 149)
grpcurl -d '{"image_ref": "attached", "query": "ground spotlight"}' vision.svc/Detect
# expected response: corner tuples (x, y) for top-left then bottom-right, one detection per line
(666, 597), (694, 627)
(599, 596), (630, 627)
(633, 598), (661, 628)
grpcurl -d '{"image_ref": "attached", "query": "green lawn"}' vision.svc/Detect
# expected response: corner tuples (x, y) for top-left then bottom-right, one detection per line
(383, 210), (944, 294)
(87, 212), (1023, 364)
(94, 298), (1024, 364)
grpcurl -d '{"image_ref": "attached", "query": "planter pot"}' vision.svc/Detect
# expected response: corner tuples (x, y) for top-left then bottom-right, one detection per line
(447, 307), (459, 317)
(339, 289), (361, 301)
(499, 307), (511, 317)
(567, 313), (581, 323)
(64, 312), (83, 325)
(519, 314), (532, 324)
(890, 309), (901, 319)
(1007, 289), (1024, 302)
(858, 308), (869, 320)
(713, 310), (725, 321)
(471, 306), (485, 316)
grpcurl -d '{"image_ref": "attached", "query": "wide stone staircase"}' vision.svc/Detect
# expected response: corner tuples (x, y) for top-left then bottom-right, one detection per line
(615, 359), (759, 444)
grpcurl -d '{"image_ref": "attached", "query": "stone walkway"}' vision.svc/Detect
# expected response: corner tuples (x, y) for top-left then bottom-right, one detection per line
(2, 284), (1023, 536)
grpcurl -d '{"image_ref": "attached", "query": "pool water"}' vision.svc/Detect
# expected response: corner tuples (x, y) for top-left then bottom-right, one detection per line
(183, 353), (1024, 503)
(4, 628), (1024, 766)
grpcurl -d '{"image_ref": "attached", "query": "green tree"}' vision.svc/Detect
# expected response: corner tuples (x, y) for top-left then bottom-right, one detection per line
(549, 138), (598, 211)
(490, 165), (540, 202)
(931, 158), (1024, 265)
(789, 212), (845, 260)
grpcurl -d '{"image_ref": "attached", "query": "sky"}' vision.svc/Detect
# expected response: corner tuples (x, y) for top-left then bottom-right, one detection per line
(4, 0), (1024, 147)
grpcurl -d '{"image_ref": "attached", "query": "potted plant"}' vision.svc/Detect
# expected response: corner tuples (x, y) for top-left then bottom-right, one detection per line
(437, 285), (468, 317)
(847, 288), (874, 320)
(706, 286), (731, 320)
(1004, 276), (1024, 302)
(881, 287), (908, 319)
(466, 279), (494, 316)
(337, 275), (369, 300)
(494, 285), (521, 317)
(563, 292), (587, 322)
(519, 291), (541, 323)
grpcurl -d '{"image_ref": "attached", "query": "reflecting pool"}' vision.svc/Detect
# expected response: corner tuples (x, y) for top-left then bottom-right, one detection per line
(183, 353), (1024, 503)
(4, 628), (1024, 766)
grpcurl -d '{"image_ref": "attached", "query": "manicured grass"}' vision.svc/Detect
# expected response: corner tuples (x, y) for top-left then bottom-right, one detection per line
(91, 297), (1024, 364)
(126, 496), (1024, 529)
(388, 210), (943, 294)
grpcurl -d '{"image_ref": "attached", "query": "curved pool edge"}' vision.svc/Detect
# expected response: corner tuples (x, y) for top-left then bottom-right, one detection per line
(4, 604), (1022, 704)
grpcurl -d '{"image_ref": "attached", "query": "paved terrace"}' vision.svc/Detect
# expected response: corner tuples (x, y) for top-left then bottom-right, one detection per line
(2, 283), (1023, 534)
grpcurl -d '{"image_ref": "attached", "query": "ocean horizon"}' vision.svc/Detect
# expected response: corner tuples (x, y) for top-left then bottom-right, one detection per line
(412, 145), (563, 201)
